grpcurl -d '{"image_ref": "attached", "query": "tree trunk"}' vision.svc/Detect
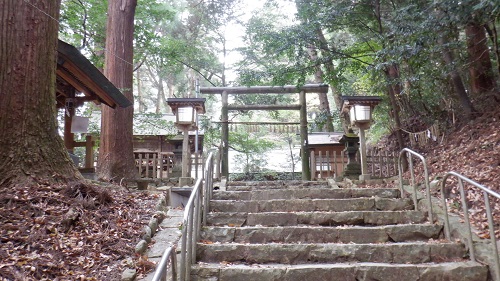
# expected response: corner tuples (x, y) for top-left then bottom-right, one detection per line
(294, 0), (335, 132)
(385, 64), (405, 152)
(438, 35), (475, 119)
(306, 45), (335, 132)
(137, 67), (146, 113)
(156, 76), (165, 114)
(465, 22), (497, 97)
(97, 0), (138, 182)
(316, 29), (347, 132)
(0, 0), (83, 187)
(485, 23), (500, 84)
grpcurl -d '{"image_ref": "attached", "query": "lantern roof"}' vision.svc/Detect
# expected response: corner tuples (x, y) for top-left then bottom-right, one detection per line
(166, 98), (206, 114)
(341, 96), (382, 113)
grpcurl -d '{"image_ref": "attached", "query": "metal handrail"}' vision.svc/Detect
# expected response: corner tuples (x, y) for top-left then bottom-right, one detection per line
(151, 246), (177, 281)
(179, 151), (216, 281)
(151, 151), (217, 281)
(397, 148), (434, 222)
(440, 171), (500, 280)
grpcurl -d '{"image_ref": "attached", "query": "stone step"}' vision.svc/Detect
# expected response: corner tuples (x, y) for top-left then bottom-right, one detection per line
(210, 197), (414, 213)
(197, 242), (466, 264)
(191, 261), (488, 281)
(200, 224), (443, 244)
(226, 181), (328, 191)
(212, 188), (400, 201)
(207, 210), (428, 227)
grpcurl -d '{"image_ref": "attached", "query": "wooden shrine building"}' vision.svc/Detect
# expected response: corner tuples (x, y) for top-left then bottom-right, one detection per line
(56, 40), (132, 171)
(308, 132), (346, 180)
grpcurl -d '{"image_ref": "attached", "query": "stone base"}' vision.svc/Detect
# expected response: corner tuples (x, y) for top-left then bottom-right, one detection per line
(179, 177), (193, 187)
(343, 163), (361, 179)
(359, 174), (371, 181)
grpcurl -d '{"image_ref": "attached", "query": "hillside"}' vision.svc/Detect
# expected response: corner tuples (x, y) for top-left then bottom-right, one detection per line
(401, 109), (500, 237)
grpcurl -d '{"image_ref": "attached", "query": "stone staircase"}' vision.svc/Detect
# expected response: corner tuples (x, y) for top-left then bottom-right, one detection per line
(191, 181), (489, 281)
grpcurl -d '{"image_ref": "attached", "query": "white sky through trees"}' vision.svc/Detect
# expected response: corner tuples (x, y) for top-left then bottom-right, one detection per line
(222, 0), (297, 83)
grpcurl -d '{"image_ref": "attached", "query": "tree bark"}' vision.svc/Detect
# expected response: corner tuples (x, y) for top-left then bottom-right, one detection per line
(0, 0), (83, 187)
(306, 45), (335, 132)
(438, 35), (475, 119)
(97, 0), (138, 182)
(155, 76), (165, 114)
(385, 64), (405, 152)
(316, 29), (347, 132)
(484, 23), (500, 83)
(465, 22), (497, 97)
(137, 67), (145, 113)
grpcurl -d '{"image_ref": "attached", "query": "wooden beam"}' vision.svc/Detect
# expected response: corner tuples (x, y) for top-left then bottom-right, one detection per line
(57, 64), (116, 108)
(57, 68), (91, 96)
(200, 84), (329, 95)
(227, 104), (302, 111)
(213, 121), (300, 125)
(300, 90), (311, 180)
(221, 91), (229, 178)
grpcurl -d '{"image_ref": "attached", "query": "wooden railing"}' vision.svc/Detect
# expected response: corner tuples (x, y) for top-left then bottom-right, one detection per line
(134, 151), (204, 180)
(367, 149), (398, 178)
(310, 151), (346, 180)
(134, 152), (175, 180)
(310, 149), (397, 180)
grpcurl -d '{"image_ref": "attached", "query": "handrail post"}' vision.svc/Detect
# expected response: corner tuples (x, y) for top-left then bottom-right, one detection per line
(151, 151), (217, 281)
(397, 148), (433, 222)
(457, 178), (475, 261)
(408, 153), (417, 211)
(441, 171), (500, 280)
(484, 194), (500, 280)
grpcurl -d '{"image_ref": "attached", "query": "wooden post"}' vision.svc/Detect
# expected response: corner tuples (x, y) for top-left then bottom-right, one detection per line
(300, 90), (310, 180)
(84, 135), (94, 169)
(221, 91), (229, 178)
(326, 151), (331, 178)
(358, 124), (370, 180)
(64, 95), (75, 152)
(181, 126), (190, 178)
(310, 151), (316, 180)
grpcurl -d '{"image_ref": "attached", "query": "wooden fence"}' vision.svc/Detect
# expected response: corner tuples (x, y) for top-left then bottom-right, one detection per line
(134, 151), (205, 181)
(134, 152), (175, 180)
(310, 149), (397, 180)
(366, 149), (398, 178)
(310, 151), (346, 180)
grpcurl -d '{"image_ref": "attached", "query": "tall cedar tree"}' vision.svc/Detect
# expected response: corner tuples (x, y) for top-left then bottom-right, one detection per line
(97, 0), (138, 182)
(465, 22), (498, 99)
(0, 0), (83, 187)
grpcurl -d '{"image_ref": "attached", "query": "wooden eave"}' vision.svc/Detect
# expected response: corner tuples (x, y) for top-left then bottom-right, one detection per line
(56, 40), (132, 108)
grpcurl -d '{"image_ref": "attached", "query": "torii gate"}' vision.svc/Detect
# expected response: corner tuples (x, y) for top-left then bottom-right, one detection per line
(200, 84), (329, 180)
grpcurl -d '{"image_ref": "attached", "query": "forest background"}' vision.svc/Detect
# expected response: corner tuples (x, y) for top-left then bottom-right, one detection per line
(58, 0), (500, 174)
(1, 0), (499, 279)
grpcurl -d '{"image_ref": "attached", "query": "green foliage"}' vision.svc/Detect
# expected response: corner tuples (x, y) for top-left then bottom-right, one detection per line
(59, 0), (108, 67)
(133, 113), (177, 137)
(229, 130), (276, 173)
(238, 0), (500, 148)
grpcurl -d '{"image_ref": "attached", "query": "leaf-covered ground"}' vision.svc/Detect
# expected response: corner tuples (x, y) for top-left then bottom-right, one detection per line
(424, 110), (500, 238)
(0, 182), (160, 280)
(378, 109), (500, 238)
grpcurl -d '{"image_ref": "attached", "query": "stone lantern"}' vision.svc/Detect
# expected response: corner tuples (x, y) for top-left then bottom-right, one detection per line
(167, 98), (205, 186)
(340, 128), (361, 179)
(341, 96), (382, 181)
